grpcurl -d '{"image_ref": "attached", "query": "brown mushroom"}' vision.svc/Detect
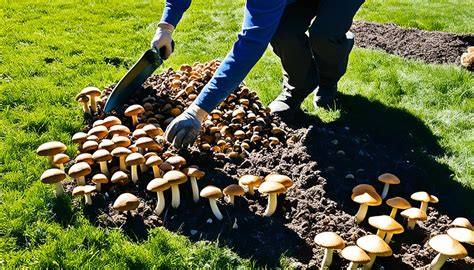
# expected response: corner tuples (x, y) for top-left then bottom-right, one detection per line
(163, 170), (187, 208)
(68, 162), (91, 186)
(356, 235), (392, 269)
(72, 132), (88, 144)
(111, 171), (128, 185)
(182, 166), (205, 203)
(264, 174), (294, 188)
(223, 184), (245, 205)
(36, 141), (67, 165)
(125, 153), (145, 183)
(80, 86), (101, 112)
(113, 193), (140, 214)
(92, 149), (112, 176)
(146, 155), (163, 178)
(52, 153), (70, 171)
(447, 227), (474, 245)
(341, 246), (371, 270)
(166, 155), (186, 170)
(386, 197), (411, 218)
(368, 215), (404, 243)
(92, 173), (109, 191)
(239, 175), (263, 195)
(410, 191), (432, 214)
(258, 181), (286, 217)
(111, 147), (131, 171)
(351, 190), (382, 224)
(76, 94), (90, 114)
(450, 217), (473, 230)
(75, 153), (94, 165)
(400, 207), (427, 229)
(147, 178), (170, 215)
(428, 234), (467, 270)
(82, 185), (96, 205)
(377, 173), (400, 199)
(314, 232), (345, 268)
(124, 104), (145, 126)
(200, 186), (224, 220)
(40, 168), (66, 196)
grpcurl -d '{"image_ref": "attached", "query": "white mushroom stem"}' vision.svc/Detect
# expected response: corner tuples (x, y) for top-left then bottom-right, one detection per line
(209, 198), (223, 220)
(99, 161), (109, 176)
(119, 157), (126, 171)
(140, 164), (147, 173)
(90, 97), (97, 112)
(154, 191), (166, 215)
(84, 194), (92, 205)
(54, 182), (64, 196)
(190, 177), (199, 203)
(320, 248), (334, 268)
(376, 230), (386, 239)
(429, 253), (448, 270)
(355, 204), (369, 224)
(384, 232), (394, 243)
(131, 115), (138, 126)
(171, 184), (181, 208)
(227, 195), (235, 205)
(96, 183), (102, 192)
(381, 184), (390, 199)
(247, 185), (255, 195)
(364, 253), (377, 270)
(81, 102), (90, 114)
(348, 262), (360, 270)
(131, 165), (139, 183)
(389, 208), (398, 218)
(407, 219), (417, 229)
(57, 163), (65, 171)
(420, 201), (428, 213)
(152, 166), (161, 178)
(77, 176), (86, 186)
(264, 193), (278, 217)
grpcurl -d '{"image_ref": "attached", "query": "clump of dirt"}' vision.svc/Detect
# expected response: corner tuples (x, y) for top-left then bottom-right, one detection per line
(351, 21), (474, 69)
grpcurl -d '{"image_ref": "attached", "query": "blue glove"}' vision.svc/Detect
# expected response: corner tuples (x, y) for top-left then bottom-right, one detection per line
(165, 103), (208, 148)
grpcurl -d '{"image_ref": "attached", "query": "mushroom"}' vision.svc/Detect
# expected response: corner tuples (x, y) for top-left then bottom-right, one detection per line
(124, 104), (145, 126)
(143, 124), (163, 137)
(356, 235), (392, 269)
(386, 197), (411, 218)
(81, 140), (98, 153)
(80, 86), (101, 112)
(88, 125), (108, 140)
(40, 168), (66, 196)
(98, 139), (115, 152)
(352, 184), (377, 195)
(351, 190), (382, 224)
(200, 186), (224, 220)
(113, 193), (140, 214)
(111, 147), (131, 171)
(410, 191), (432, 214)
(53, 153), (70, 171)
(147, 178), (170, 215)
(72, 186), (85, 202)
(451, 217), (473, 230)
(76, 94), (90, 114)
(400, 207), (427, 229)
(68, 162), (91, 186)
(313, 232), (345, 269)
(72, 132), (88, 144)
(182, 166), (205, 203)
(75, 153), (94, 165)
(238, 175), (263, 195)
(82, 185), (96, 205)
(447, 227), (474, 245)
(265, 174), (294, 189)
(428, 234), (467, 270)
(258, 181), (286, 217)
(163, 170), (187, 208)
(92, 149), (112, 176)
(135, 136), (155, 154)
(377, 173), (400, 199)
(111, 170), (128, 185)
(102, 116), (121, 128)
(92, 173), (108, 191)
(223, 184), (245, 205)
(368, 215), (404, 243)
(125, 153), (145, 183)
(341, 246), (371, 270)
(146, 155), (163, 178)
(166, 155), (186, 170)
(109, 125), (131, 137)
(36, 141), (67, 165)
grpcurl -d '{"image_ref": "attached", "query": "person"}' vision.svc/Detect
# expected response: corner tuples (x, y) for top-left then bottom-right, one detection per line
(151, 0), (364, 148)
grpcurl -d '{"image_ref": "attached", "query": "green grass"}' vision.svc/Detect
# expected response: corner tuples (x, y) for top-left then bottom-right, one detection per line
(1, 0), (473, 268)
(356, 0), (474, 33)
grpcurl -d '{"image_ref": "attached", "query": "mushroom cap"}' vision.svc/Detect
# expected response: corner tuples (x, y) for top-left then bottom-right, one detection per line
(239, 175), (263, 186)
(88, 125), (108, 139)
(200, 186), (223, 199)
(265, 174), (294, 188)
(75, 153), (94, 165)
(76, 93), (89, 102)
(447, 228), (474, 245)
(451, 217), (473, 230)
(146, 155), (163, 167)
(341, 246), (371, 264)
(429, 195), (439, 204)
(98, 139), (115, 151)
(351, 192), (382, 206)
(386, 197), (411, 210)
(37, 141), (67, 156)
(92, 173), (109, 184)
(125, 153), (145, 166)
(72, 132), (88, 144)
(182, 166), (205, 178)
(400, 207), (427, 221)
(113, 193), (140, 212)
(428, 234), (467, 258)
(111, 147), (132, 157)
(102, 116), (121, 128)
(144, 152), (158, 159)
(132, 129), (147, 139)
(314, 232), (345, 249)
(163, 170), (187, 185)
(356, 235), (392, 256)
(258, 181), (286, 194)
(223, 184), (245, 196)
(80, 86), (101, 97)
(82, 140), (98, 152)
(41, 168), (66, 184)
(352, 184), (377, 195)
(147, 178), (170, 192)
(53, 153), (70, 164)
(109, 125), (131, 137)
(159, 162), (173, 172)
(68, 162), (91, 178)
(93, 149), (112, 162)
(143, 124), (163, 136)
(377, 173), (400, 185)
(72, 186), (85, 196)
(135, 137), (155, 148)
(368, 215), (404, 233)
(124, 104), (145, 116)
(83, 185), (97, 194)
(112, 136), (131, 147)
(111, 171), (128, 183)
(411, 191), (431, 202)
(166, 155), (186, 168)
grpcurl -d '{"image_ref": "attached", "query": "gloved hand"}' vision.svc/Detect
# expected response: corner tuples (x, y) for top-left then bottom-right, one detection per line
(150, 22), (175, 59)
(165, 103), (208, 148)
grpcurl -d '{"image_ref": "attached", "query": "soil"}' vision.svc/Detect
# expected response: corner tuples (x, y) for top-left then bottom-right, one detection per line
(351, 21), (474, 69)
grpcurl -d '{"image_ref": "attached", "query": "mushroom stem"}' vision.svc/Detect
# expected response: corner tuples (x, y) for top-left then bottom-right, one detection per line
(376, 230), (386, 239)
(77, 176), (86, 186)
(227, 195), (235, 205)
(171, 185), (181, 208)
(84, 194), (92, 205)
(407, 219), (417, 229)
(119, 157), (126, 171)
(90, 97), (97, 112)
(131, 165), (138, 183)
(264, 193), (278, 217)
(420, 201), (428, 213)
(384, 232), (394, 243)
(58, 164), (65, 171)
(99, 161), (109, 176)
(347, 262), (359, 270)
(320, 248), (334, 269)
(364, 253), (376, 270)
(355, 204), (369, 224)
(429, 253), (448, 270)
(190, 177), (199, 203)
(154, 191), (166, 215)
(381, 184), (390, 199)
(209, 198), (223, 220)
(389, 208), (398, 218)
(54, 182), (64, 196)
(152, 166), (161, 178)
(140, 164), (147, 173)
(248, 186), (255, 195)
(47, 155), (54, 165)
(96, 183), (102, 192)
(131, 115), (138, 126)
(82, 102), (90, 114)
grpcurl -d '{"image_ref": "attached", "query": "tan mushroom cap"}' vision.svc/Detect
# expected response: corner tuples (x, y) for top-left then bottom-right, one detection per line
(386, 197), (411, 210)
(111, 147), (131, 157)
(447, 228), (474, 245)
(147, 178), (170, 192)
(76, 93), (89, 103)
(314, 232), (345, 249)
(258, 181), (286, 194)
(72, 186), (85, 196)
(53, 153), (70, 164)
(83, 185), (96, 194)
(88, 125), (108, 139)
(113, 193), (140, 212)
(41, 168), (67, 184)
(80, 86), (101, 97)
(428, 234), (467, 258)
(223, 184), (245, 196)
(135, 137), (155, 148)
(341, 246), (371, 264)
(143, 124), (163, 136)
(429, 195), (439, 204)
(82, 140), (98, 152)
(368, 215), (404, 233)
(124, 104), (145, 116)
(92, 173), (109, 184)
(377, 173), (400, 184)
(159, 162), (173, 172)
(356, 235), (392, 256)
(92, 149), (112, 162)
(163, 170), (187, 185)
(146, 155), (163, 167)
(265, 174), (294, 188)
(109, 125), (131, 137)
(75, 153), (94, 165)
(351, 192), (382, 206)
(125, 153), (145, 166)
(166, 155), (186, 168)
(112, 136), (131, 147)
(37, 141), (67, 156)
(411, 191), (431, 202)
(352, 184), (377, 195)
(68, 162), (91, 178)
(239, 175), (263, 186)
(400, 207), (427, 221)
(451, 217), (473, 230)
(72, 132), (88, 144)
(200, 186), (223, 199)
(102, 116), (121, 128)
(182, 166), (205, 178)
(111, 171), (128, 183)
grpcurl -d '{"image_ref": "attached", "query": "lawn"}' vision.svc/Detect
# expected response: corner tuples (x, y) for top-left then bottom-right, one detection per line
(0, 0), (473, 268)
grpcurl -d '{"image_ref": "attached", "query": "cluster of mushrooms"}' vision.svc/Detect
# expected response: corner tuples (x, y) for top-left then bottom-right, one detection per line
(313, 173), (473, 269)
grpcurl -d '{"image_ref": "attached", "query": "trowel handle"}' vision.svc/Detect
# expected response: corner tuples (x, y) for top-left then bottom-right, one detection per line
(158, 40), (175, 60)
